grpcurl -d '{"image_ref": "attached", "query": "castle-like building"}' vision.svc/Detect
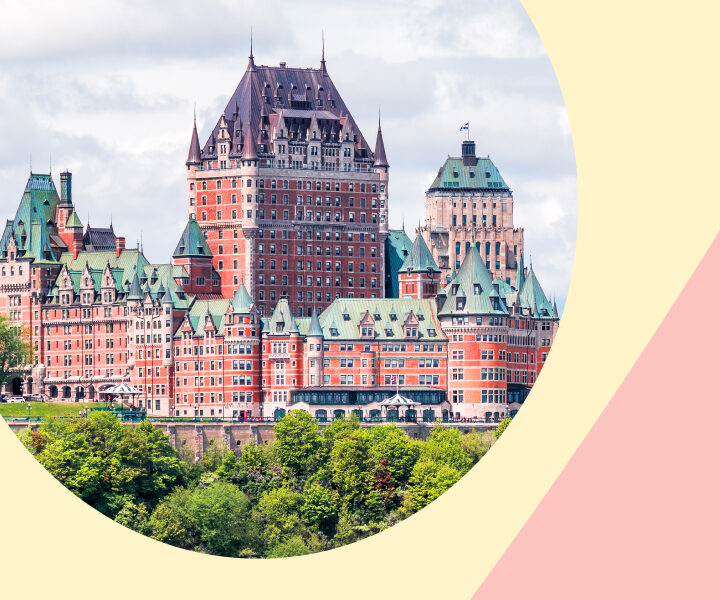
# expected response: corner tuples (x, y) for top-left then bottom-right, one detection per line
(0, 48), (558, 423)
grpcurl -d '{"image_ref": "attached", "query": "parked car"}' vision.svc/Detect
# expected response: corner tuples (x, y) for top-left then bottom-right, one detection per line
(7, 396), (25, 403)
(24, 395), (42, 402)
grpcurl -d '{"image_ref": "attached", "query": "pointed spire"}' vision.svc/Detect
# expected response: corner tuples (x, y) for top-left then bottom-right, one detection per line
(320, 30), (327, 75)
(307, 309), (323, 337)
(186, 108), (201, 166)
(128, 272), (142, 300)
(373, 107), (389, 168)
(516, 252), (525, 291)
(242, 123), (258, 161)
(231, 280), (254, 313)
(247, 26), (256, 71)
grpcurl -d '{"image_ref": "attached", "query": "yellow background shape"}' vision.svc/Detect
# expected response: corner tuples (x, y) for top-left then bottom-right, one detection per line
(2, 2), (720, 599)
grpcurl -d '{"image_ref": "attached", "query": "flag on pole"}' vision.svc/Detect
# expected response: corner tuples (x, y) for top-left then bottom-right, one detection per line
(460, 122), (469, 131)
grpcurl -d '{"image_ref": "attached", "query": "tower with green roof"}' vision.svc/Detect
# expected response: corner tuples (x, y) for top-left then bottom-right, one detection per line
(398, 233), (441, 299)
(421, 139), (524, 290)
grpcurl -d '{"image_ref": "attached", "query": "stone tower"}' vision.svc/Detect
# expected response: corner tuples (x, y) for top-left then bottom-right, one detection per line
(420, 140), (524, 288)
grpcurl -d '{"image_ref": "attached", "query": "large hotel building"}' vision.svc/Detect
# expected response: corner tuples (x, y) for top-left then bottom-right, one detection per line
(0, 48), (558, 423)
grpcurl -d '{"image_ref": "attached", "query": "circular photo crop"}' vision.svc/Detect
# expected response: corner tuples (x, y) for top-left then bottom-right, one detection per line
(0, 0), (575, 558)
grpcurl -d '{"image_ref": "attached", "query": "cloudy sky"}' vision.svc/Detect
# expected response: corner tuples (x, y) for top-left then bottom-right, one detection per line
(0, 0), (576, 312)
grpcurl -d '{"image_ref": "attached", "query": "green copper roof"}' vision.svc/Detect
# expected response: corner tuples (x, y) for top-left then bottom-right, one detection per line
(314, 298), (446, 341)
(127, 273), (143, 300)
(1, 173), (62, 262)
(65, 211), (83, 229)
(438, 247), (508, 316)
(428, 157), (509, 191)
(306, 309), (323, 337)
(399, 234), (440, 274)
(231, 281), (254, 313)
(516, 253), (525, 291)
(384, 229), (413, 298)
(267, 298), (299, 335)
(518, 266), (557, 319)
(173, 215), (212, 258)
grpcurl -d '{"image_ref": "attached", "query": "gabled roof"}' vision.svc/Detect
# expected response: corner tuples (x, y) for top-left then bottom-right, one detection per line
(438, 247), (508, 316)
(399, 234), (440, 274)
(267, 298), (299, 335)
(173, 215), (212, 258)
(428, 156), (509, 192)
(518, 266), (557, 319)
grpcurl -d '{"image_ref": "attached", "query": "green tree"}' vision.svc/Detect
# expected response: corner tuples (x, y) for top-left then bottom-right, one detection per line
(267, 535), (311, 558)
(330, 429), (373, 505)
(148, 488), (196, 549)
(114, 497), (150, 535)
(200, 440), (230, 472)
(420, 425), (473, 475)
(253, 486), (303, 549)
(0, 314), (33, 389)
(368, 425), (419, 484)
(188, 481), (252, 555)
(494, 418), (513, 440)
(460, 430), (490, 463)
(300, 483), (338, 536)
(406, 459), (461, 511)
(274, 411), (321, 476)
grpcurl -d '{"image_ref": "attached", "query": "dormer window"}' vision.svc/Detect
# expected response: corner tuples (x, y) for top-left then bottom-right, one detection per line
(343, 312), (350, 321)
(428, 328), (437, 337)
(456, 297), (466, 310)
(374, 313), (381, 320)
(389, 313), (397, 321)
(330, 327), (339, 336)
(276, 321), (284, 333)
(451, 284), (459, 295)
(385, 328), (393, 336)
(474, 284), (481, 295)
(405, 327), (417, 337)
(418, 314), (425, 321)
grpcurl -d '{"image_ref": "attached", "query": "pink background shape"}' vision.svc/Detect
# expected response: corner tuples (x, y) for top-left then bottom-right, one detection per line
(473, 234), (720, 599)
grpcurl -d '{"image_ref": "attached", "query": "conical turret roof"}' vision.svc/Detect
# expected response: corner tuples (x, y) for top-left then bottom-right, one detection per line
(373, 116), (388, 168)
(231, 281), (254, 313)
(307, 309), (323, 337)
(127, 272), (143, 300)
(186, 114), (202, 166)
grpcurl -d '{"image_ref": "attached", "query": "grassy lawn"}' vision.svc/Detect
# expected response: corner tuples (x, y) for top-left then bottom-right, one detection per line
(0, 401), (110, 420)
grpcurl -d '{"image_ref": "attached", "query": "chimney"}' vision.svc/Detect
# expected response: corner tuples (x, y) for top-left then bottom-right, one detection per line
(461, 140), (477, 166)
(116, 236), (125, 257)
(60, 170), (72, 205)
(72, 238), (82, 260)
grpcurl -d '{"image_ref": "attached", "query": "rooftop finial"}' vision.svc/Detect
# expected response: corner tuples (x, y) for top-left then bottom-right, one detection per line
(321, 30), (327, 74)
(49, 151), (52, 175)
(248, 26), (256, 71)
(193, 102), (196, 124)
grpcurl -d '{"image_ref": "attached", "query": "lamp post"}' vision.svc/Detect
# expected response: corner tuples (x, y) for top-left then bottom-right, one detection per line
(26, 403), (31, 421)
